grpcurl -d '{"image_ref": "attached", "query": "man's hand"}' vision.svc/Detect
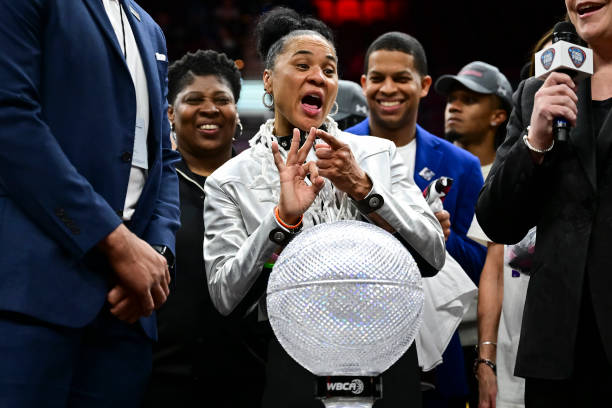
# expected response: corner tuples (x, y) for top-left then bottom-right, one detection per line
(435, 210), (451, 241)
(106, 285), (142, 323)
(98, 224), (170, 321)
(314, 128), (372, 200)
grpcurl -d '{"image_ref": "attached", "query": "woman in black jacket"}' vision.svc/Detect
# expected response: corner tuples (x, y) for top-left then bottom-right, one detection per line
(143, 49), (265, 407)
(476, 4), (612, 406)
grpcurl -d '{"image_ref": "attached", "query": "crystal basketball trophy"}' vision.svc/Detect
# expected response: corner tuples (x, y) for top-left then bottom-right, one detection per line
(267, 220), (424, 407)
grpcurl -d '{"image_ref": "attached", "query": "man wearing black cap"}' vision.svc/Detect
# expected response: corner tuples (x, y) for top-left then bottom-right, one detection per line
(436, 62), (518, 408)
(435, 61), (513, 179)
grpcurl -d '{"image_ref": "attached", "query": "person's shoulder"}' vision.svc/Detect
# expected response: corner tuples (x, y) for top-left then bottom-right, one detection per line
(206, 147), (260, 185)
(126, 2), (152, 23)
(513, 76), (544, 105)
(127, 1), (165, 35)
(418, 126), (480, 168)
(522, 76), (544, 93)
(340, 131), (394, 155)
(344, 118), (370, 136)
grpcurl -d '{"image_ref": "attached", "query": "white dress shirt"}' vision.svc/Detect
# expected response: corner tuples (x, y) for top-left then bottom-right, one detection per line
(397, 138), (417, 182)
(102, 0), (150, 220)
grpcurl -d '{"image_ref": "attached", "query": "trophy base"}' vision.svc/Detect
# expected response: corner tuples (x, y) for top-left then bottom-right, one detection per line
(316, 376), (381, 408)
(322, 397), (374, 408)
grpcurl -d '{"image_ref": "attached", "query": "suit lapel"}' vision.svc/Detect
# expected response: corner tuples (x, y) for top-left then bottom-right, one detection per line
(595, 91), (612, 173)
(569, 79), (597, 191)
(83, 0), (128, 65)
(414, 127), (443, 191)
(123, 0), (161, 147)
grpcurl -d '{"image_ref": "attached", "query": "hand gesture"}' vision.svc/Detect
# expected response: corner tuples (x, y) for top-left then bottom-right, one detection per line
(528, 72), (578, 150)
(98, 224), (171, 322)
(314, 128), (372, 200)
(272, 127), (325, 224)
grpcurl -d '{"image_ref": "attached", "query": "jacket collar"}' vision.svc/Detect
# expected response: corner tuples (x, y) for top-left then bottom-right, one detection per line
(593, 83), (612, 182)
(84, 0), (161, 145)
(83, 0), (127, 64)
(413, 125), (443, 188)
(175, 149), (237, 181)
(570, 78), (597, 191)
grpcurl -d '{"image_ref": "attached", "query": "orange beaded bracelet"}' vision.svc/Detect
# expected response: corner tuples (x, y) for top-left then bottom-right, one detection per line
(274, 206), (303, 230)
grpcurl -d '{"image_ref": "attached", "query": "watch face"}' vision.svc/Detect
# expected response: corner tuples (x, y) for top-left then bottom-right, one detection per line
(154, 245), (174, 266)
(273, 230), (286, 243)
(270, 228), (289, 246)
(356, 193), (384, 213)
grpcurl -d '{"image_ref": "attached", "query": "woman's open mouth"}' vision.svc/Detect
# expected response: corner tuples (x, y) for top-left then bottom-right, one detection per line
(577, 2), (605, 17)
(301, 93), (323, 116)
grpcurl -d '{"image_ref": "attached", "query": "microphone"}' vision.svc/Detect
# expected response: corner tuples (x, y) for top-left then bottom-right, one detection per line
(423, 177), (453, 213)
(534, 21), (593, 142)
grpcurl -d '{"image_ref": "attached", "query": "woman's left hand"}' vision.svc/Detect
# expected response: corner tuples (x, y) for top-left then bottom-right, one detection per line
(314, 128), (372, 200)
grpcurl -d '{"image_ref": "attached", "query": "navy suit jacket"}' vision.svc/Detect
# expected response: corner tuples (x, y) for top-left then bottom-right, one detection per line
(0, 0), (180, 339)
(346, 118), (486, 282)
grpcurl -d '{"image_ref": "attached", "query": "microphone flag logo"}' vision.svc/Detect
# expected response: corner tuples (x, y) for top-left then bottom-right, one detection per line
(541, 48), (555, 70)
(568, 47), (586, 68)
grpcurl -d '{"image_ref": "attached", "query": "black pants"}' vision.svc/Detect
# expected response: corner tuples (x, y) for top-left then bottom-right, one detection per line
(525, 282), (612, 407)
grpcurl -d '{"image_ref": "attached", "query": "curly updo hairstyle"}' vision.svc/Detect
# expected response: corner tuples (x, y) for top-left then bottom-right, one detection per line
(255, 7), (335, 70)
(168, 49), (241, 105)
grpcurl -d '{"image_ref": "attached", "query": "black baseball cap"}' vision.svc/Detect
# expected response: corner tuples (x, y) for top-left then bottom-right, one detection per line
(435, 61), (513, 111)
(332, 79), (369, 122)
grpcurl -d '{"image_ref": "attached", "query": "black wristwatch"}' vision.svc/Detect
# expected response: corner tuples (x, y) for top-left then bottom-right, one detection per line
(152, 245), (175, 269)
(269, 227), (301, 247)
(353, 193), (384, 214)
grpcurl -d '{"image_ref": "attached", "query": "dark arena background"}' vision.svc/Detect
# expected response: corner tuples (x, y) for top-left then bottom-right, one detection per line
(145, 0), (567, 142)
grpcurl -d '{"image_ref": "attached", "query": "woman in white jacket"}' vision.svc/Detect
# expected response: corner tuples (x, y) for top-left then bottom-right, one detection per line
(203, 6), (445, 407)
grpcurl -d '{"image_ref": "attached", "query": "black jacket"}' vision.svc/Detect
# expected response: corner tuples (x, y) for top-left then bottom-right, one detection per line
(146, 157), (265, 406)
(476, 77), (612, 379)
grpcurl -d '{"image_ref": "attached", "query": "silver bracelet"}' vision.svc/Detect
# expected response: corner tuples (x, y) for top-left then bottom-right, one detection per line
(523, 126), (554, 153)
(480, 341), (497, 347)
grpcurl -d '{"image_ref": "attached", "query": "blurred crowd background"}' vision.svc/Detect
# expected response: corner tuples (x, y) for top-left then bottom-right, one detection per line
(146, 0), (568, 141)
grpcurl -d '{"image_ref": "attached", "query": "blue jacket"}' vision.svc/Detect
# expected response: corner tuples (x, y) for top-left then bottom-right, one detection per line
(346, 118), (485, 282)
(0, 0), (180, 339)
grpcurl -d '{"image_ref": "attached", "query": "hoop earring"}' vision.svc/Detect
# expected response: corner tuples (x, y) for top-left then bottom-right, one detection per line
(170, 123), (177, 143)
(330, 101), (339, 116)
(235, 117), (243, 141)
(262, 91), (274, 109)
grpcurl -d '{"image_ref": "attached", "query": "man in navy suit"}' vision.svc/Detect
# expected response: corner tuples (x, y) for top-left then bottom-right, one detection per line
(0, 1), (180, 406)
(346, 32), (486, 407)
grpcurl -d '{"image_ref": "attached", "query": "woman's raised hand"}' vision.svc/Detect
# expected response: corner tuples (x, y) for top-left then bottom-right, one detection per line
(528, 72), (578, 150)
(272, 127), (325, 224)
(314, 128), (372, 200)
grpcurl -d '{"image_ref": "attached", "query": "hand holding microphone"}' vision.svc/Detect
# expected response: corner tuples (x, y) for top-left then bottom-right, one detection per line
(423, 177), (453, 240)
(532, 22), (592, 144)
(528, 72), (578, 153)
